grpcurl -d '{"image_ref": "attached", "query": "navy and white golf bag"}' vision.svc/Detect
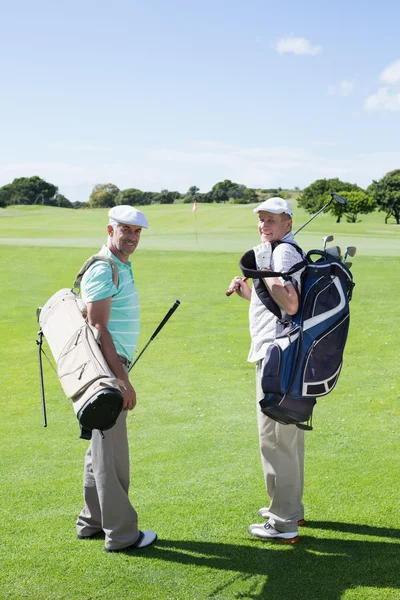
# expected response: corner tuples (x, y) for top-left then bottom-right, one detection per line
(240, 246), (355, 429)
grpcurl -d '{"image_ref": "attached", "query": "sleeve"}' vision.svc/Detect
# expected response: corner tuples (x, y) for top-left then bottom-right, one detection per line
(81, 262), (118, 303)
(271, 244), (304, 287)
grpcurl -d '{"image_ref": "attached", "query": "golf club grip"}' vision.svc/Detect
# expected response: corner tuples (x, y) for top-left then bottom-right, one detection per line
(226, 278), (248, 296)
(150, 300), (180, 340)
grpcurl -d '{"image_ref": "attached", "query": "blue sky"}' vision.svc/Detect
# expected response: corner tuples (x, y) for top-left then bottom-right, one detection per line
(1, 0), (399, 202)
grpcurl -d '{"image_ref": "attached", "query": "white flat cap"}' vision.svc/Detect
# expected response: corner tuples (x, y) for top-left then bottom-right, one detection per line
(108, 205), (149, 228)
(253, 197), (293, 217)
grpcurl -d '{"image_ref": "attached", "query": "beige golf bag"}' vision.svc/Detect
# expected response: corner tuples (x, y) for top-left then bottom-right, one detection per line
(37, 256), (125, 435)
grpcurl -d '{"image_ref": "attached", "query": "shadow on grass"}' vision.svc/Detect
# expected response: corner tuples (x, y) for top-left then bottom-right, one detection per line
(143, 521), (400, 599)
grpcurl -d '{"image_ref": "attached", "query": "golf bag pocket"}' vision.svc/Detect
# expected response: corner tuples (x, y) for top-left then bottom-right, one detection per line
(302, 314), (349, 397)
(261, 325), (300, 396)
(57, 324), (113, 399)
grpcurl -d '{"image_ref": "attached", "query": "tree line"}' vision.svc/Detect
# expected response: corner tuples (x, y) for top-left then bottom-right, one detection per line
(1, 172), (399, 224)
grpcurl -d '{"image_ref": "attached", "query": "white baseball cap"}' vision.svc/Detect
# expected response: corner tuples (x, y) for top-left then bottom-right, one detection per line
(108, 205), (149, 228)
(253, 197), (293, 217)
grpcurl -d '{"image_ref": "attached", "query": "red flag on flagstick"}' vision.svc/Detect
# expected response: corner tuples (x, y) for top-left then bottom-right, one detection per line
(192, 200), (197, 213)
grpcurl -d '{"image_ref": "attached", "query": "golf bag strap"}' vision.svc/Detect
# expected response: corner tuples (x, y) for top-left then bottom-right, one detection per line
(73, 255), (119, 293)
(240, 242), (306, 281)
(240, 242), (306, 319)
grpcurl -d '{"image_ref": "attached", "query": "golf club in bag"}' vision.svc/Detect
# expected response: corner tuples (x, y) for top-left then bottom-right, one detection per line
(293, 193), (348, 235)
(36, 256), (180, 435)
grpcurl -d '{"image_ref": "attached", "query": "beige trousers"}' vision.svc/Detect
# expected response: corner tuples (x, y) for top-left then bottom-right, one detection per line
(76, 404), (139, 550)
(256, 360), (305, 533)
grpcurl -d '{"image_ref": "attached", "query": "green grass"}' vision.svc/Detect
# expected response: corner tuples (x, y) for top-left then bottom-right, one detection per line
(0, 203), (399, 255)
(0, 206), (399, 599)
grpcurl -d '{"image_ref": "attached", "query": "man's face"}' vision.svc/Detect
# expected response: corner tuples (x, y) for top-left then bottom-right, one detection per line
(257, 210), (292, 243)
(108, 223), (142, 257)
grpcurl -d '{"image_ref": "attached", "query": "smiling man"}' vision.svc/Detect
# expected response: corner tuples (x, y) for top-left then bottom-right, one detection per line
(76, 205), (158, 553)
(228, 197), (305, 544)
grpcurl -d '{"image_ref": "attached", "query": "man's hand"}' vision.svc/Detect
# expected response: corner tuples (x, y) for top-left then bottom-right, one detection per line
(228, 276), (252, 300)
(122, 380), (137, 411)
(86, 297), (138, 409)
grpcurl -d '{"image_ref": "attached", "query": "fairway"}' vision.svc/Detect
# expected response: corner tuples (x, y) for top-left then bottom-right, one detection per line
(1, 204), (400, 255)
(1, 205), (400, 600)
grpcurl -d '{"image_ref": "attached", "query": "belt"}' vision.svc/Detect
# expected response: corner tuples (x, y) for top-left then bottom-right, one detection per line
(117, 354), (132, 369)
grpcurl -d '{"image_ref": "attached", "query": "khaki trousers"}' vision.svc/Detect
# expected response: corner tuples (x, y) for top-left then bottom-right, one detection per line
(76, 408), (139, 550)
(256, 360), (304, 533)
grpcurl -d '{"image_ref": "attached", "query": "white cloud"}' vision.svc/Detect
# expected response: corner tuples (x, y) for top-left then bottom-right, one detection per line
(2, 142), (400, 202)
(274, 36), (321, 56)
(364, 87), (400, 111)
(380, 59), (400, 85)
(328, 80), (354, 97)
(146, 141), (400, 191)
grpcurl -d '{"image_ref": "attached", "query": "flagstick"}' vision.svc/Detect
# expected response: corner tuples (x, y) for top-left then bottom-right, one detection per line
(192, 200), (198, 244)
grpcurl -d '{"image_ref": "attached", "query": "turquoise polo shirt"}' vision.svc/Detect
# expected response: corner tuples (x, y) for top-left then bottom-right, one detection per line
(81, 245), (140, 361)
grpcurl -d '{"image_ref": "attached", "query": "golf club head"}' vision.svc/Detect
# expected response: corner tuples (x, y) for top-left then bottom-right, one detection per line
(325, 246), (342, 261)
(346, 246), (357, 258)
(331, 193), (349, 206)
(323, 235), (334, 250)
(344, 261), (352, 269)
(343, 246), (357, 263)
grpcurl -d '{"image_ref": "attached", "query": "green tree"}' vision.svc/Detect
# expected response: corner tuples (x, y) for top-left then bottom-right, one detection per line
(331, 190), (376, 223)
(0, 176), (58, 206)
(212, 179), (247, 200)
(298, 178), (363, 222)
(229, 184), (246, 199)
(157, 189), (180, 204)
(52, 193), (73, 208)
(195, 192), (213, 203)
(369, 170), (400, 224)
(89, 183), (120, 208)
(188, 186), (199, 196)
(116, 188), (152, 206)
(211, 189), (229, 203)
(0, 184), (13, 207)
(71, 201), (86, 209)
(243, 188), (258, 203)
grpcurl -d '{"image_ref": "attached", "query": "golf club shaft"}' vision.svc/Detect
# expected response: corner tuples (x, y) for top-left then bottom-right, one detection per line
(37, 330), (47, 427)
(293, 199), (333, 236)
(129, 300), (180, 371)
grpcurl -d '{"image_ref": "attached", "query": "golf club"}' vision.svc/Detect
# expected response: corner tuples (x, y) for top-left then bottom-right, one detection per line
(325, 246), (342, 261)
(128, 300), (181, 372)
(343, 246), (357, 263)
(344, 261), (352, 269)
(293, 192), (348, 236)
(226, 277), (248, 297)
(323, 235), (334, 251)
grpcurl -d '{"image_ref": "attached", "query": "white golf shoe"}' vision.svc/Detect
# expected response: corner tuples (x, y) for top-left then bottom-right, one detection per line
(105, 530), (157, 552)
(258, 507), (305, 526)
(248, 522), (299, 544)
